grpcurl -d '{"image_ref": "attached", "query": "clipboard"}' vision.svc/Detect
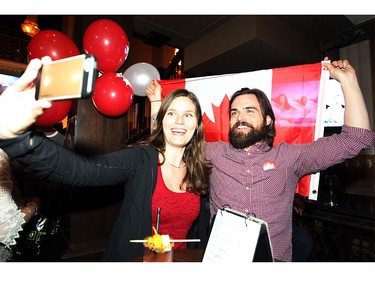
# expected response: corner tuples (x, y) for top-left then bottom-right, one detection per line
(202, 207), (274, 263)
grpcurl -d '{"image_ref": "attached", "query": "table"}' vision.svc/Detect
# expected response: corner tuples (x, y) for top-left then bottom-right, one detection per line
(130, 248), (204, 262)
(130, 248), (280, 262)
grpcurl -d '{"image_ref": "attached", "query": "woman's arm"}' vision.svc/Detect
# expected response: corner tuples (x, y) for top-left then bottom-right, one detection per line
(145, 80), (163, 132)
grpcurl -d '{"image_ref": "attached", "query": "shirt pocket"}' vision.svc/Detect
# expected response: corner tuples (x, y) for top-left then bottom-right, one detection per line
(255, 167), (287, 197)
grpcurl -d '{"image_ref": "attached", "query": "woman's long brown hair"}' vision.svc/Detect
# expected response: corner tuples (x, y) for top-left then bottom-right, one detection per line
(144, 88), (211, 195)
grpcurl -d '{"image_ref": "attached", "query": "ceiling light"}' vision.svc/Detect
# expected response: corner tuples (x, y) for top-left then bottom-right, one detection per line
(21, 15), (40, 37)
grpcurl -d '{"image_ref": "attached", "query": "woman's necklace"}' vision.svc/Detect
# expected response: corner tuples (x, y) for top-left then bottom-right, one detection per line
(166, 161), (186, 169)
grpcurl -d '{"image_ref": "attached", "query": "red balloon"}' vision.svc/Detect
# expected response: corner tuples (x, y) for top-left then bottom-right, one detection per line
(36, 100), (72, 127)
(28, 30), (80, 61)
(92, 73), (134, 117)
(83, 19), (130, 73)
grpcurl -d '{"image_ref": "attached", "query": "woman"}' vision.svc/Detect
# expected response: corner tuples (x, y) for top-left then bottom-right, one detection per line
(0, 57), (211, 261)
(0, 148), (40, 262)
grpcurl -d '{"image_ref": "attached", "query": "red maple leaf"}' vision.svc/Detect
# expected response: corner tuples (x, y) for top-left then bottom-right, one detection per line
(202, 95), (230, 142)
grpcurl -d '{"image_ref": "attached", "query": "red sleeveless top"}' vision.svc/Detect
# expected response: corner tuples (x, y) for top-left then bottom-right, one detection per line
(151, 165), (200, 250)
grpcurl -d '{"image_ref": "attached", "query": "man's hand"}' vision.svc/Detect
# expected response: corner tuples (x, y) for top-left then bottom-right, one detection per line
(322, 57), (356, 83)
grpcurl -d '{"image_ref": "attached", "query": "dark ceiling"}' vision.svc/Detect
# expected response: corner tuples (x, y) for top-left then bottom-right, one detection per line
(133, 15), (373, 49)
(1, 15), (374, 76)
(0, 15), (63, 38)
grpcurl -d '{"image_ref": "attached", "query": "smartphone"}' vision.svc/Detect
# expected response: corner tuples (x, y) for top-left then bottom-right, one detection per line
(35, 54), (97, 101)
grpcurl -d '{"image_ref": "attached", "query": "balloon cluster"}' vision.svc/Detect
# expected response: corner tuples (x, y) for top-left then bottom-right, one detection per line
(26, 18), (161, 122)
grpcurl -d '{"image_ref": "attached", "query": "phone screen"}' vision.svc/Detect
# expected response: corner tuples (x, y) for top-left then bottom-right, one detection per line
(35, 54), (96, 100)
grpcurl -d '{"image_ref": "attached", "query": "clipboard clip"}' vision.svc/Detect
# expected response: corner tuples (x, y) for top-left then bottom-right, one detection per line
(219, 205), (256, 227)
(219, 204), (232, 216)
(244, 212), (257, 227)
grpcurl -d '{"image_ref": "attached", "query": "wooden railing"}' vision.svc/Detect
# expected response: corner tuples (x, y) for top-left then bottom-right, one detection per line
(0, 32), (28, 63)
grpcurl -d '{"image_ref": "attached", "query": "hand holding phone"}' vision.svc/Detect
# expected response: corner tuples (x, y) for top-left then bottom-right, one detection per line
(35, 54), (97, 101)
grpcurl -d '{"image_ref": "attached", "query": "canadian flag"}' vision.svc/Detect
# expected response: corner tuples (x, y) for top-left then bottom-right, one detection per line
(159, 62), (337, 200)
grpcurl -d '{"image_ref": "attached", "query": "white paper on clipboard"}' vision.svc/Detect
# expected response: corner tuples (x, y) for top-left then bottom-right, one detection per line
(202, 207), (272, 263)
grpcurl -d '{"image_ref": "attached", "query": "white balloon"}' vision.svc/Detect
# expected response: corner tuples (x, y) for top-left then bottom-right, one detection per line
(123, 62), (161, 96)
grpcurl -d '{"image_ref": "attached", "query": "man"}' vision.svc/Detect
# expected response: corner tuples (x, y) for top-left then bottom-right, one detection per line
(147, 57), (374, 262)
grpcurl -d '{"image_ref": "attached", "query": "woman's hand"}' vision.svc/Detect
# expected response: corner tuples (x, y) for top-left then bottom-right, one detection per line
(0, 57), (52, 139)
(145, 79), (163, 133)
(145, 79), (162, 102)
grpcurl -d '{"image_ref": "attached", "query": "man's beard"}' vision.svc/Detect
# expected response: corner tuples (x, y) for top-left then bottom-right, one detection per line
(229, 121), (267, 149)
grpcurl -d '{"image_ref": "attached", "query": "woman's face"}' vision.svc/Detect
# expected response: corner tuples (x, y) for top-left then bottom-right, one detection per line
(279, 95), (286, 104)
(162, 96), (198, 149)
